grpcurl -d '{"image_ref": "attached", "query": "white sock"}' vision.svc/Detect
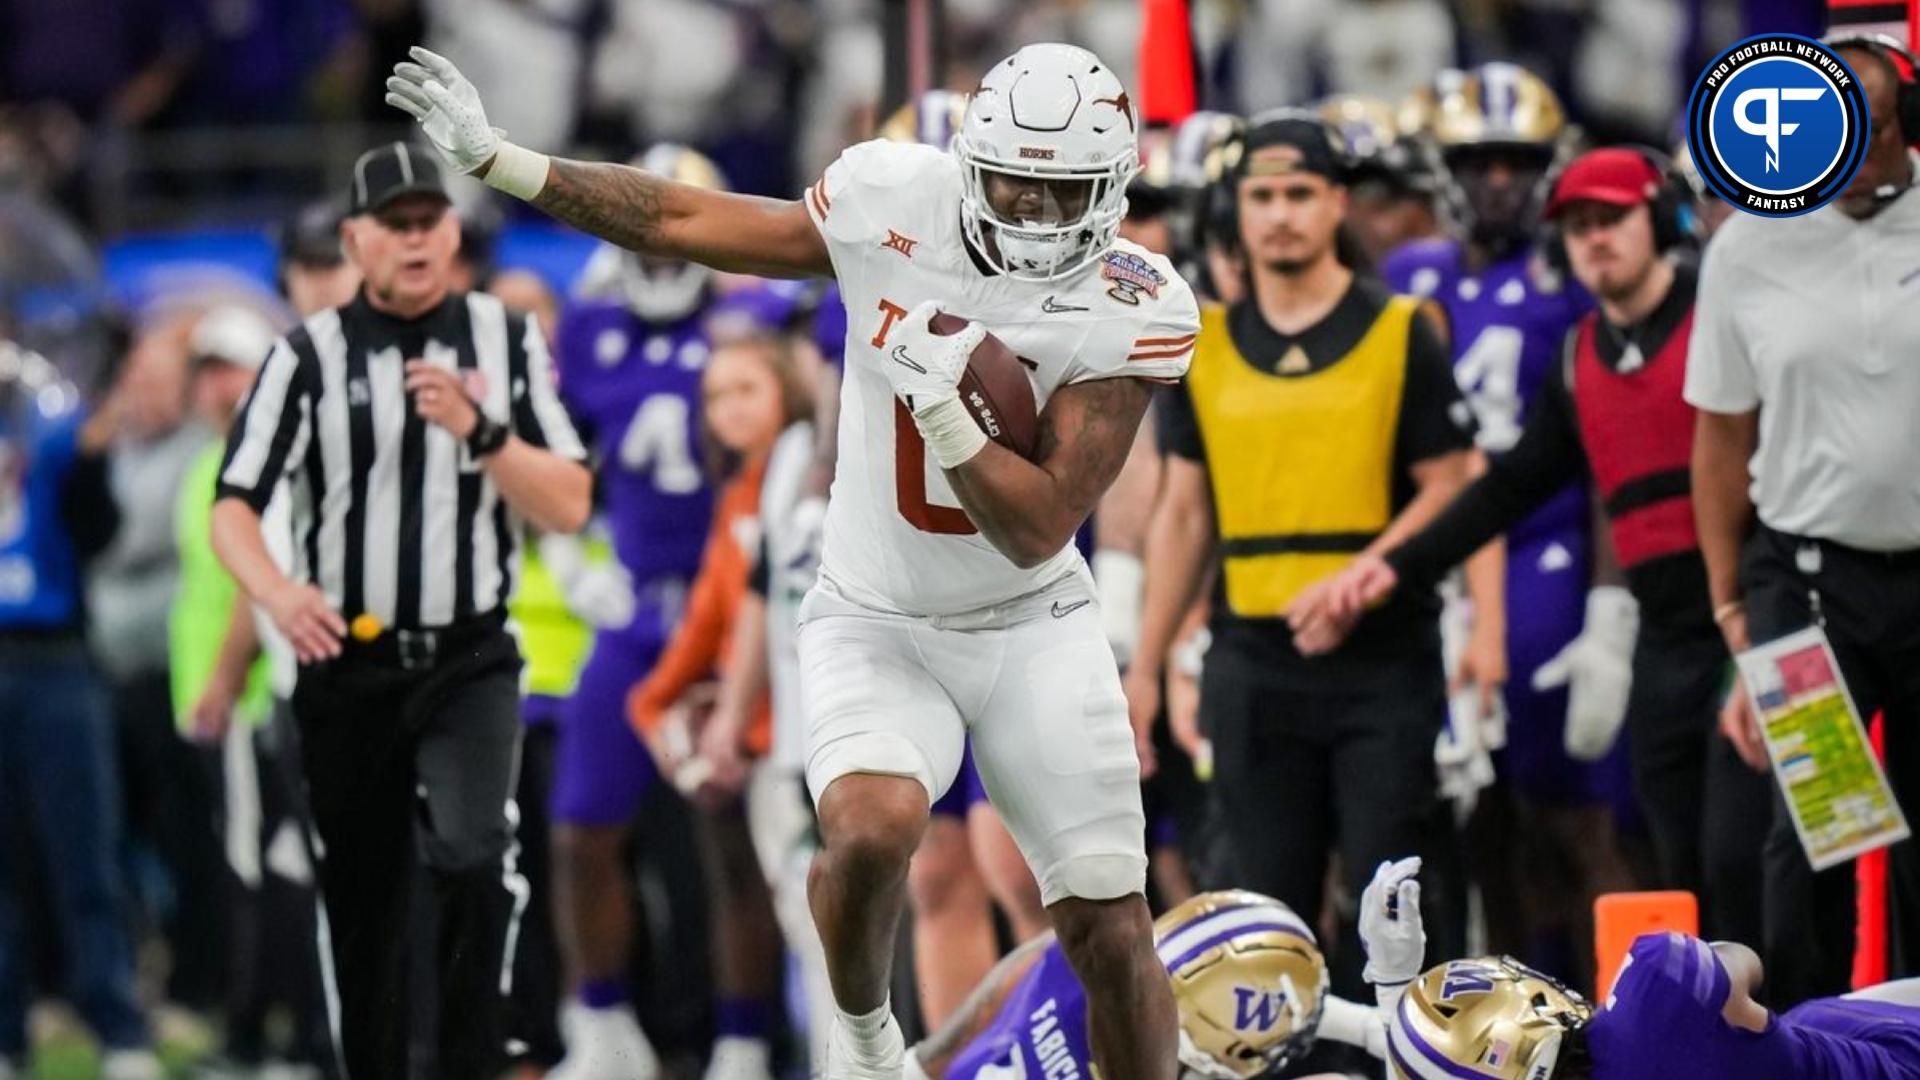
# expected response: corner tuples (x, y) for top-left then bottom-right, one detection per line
(839, 999), (890, 1036)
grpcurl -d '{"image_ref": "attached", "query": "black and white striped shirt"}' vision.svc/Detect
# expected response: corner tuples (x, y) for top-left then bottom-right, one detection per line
(218, 290), (584, 630)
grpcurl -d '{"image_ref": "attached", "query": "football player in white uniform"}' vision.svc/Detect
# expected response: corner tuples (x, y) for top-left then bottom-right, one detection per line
(389, 40), (1201, 1080)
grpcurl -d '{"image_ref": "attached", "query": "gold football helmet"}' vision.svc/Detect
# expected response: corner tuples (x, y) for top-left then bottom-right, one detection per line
(1319, 95), (1400, 160)
(636, 141), (727, 192)
(1403, 63), (1568, 152)
(1154, 890), (1328, 1079)
(1400, 64), (1573, 246)
(1154, 110), (1247, 192)
(1387, 957), (1592, 1080)
(1319, 94), (1439, 196)
(877, 88), (970, 149)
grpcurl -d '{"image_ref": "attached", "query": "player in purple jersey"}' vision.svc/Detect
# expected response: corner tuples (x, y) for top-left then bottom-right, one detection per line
(903, 887), (1399, 1080)
(1376, 864), (1920, 1080)
(543, 144), (726, 1080)
(1382, 63), (1635, 982)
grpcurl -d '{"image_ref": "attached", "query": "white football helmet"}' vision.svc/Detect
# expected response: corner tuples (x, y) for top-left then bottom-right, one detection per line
(586, 143), (727, 322)
(954, 43), (1140, 281)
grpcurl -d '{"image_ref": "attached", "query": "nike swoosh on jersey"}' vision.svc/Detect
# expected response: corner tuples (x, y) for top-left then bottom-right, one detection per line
(1050, 599), (1091, 618)
(890, 345), (926, 373)
(1041, 296), (1090, 313)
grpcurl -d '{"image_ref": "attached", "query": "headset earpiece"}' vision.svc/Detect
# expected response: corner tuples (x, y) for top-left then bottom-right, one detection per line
(1541, 143), (1695, 273)
(1829, 33), (1920, 143)
(1625, 144), (1693, 253)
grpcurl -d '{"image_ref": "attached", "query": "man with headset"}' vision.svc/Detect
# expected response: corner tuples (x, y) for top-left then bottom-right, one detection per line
(1691, 35), (1920, 1003)
(1125, 112), (1490, 997)
(1328, 145), (1774, 954)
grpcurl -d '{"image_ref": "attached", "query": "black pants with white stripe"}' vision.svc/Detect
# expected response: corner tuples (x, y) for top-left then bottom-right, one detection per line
(293, 629), (524, 1080)
(1743, 525), (1920, 1008)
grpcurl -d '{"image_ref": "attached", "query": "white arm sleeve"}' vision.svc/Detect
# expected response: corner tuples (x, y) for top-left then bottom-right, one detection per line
(1315, 995), (1387, 1060)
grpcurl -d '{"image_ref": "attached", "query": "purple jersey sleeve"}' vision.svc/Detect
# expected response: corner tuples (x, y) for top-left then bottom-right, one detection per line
(1590, 933), (1920, 1080)
(947, 943), (1094, 1080)
(1773, 996), (1920, 1079)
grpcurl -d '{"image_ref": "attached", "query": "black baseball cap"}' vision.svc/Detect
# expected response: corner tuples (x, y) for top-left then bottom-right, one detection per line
(1235, 111), (1351, 183)
(348, 142), (450, 215)
(278, 199), (347, 267)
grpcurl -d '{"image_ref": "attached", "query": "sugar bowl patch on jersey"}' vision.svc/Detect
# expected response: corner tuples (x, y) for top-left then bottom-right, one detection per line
(1100, 250), (1167, 305)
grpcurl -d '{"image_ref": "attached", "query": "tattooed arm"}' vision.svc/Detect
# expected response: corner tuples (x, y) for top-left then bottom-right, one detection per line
(387, 48), (831, 278)
(495, 158), (833, 279)
(945, 377), (1156, 569)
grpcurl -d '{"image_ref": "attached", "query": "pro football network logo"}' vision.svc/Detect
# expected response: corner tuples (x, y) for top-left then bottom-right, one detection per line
(1685, 33), (1869, 217)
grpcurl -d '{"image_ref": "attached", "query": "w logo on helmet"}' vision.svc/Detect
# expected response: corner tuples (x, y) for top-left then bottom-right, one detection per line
(1232, 986), (1290, 1032)
(1440, 961), (1499, 1001)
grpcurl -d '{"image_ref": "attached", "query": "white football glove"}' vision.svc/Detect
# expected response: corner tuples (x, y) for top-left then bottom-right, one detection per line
(1534, 585), (1638, 762)
(386, 47), (551, 198)
(565, 562), (637, 630)
(885, 300), (983, 409)
(1436, 592), (1500, 817)
(385, 48), (500, 174)
(1359, 857), (1426, 1011)
(886, 301), (989, 468)
(1434, 713), (1498, 820)
(538, 533), (636, 630)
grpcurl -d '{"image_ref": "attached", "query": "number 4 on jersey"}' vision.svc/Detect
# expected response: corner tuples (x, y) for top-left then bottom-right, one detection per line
(618, 393), (702, 495)
(1453, 325), (1525, 453)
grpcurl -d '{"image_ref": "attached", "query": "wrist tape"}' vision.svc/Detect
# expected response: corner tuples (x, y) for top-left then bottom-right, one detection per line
(911, 393), (988, 469)
(485, 141), (551, 200)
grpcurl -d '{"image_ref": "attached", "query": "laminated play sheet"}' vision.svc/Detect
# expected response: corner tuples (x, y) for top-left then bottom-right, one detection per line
(1736, 626), (1910, 871)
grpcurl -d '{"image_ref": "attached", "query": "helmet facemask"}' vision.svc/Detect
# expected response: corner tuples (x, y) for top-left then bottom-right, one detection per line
(1443, 143), (1558, 256)
(959, 153), (1134, 281)
(618, 250), (712, 324)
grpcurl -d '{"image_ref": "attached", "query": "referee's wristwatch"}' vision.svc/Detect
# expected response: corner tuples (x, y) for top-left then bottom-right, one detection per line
(466, 409), (509, 458)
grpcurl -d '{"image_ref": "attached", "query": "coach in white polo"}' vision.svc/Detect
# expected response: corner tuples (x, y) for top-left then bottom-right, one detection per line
(1688, 37), (1920, 1008)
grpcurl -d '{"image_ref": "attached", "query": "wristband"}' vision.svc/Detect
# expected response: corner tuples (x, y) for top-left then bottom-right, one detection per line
(466, 411), (509, 458)
(911, 393), (988, 469)
(484, 141), (551, 200)
(1713, 600), (1745, 626)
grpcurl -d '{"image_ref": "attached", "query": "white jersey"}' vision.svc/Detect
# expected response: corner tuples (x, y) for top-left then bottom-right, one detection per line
(804, 139), (1199, 616)
(759, 420), (823, 769)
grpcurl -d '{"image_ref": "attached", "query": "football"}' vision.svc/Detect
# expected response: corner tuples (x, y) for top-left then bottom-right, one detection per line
(930, 312), (1040, 459)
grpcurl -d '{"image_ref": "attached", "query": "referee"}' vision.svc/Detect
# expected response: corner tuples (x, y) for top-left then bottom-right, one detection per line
(1689, 38), (1920, 1005)
(211, 142), (590, 1078)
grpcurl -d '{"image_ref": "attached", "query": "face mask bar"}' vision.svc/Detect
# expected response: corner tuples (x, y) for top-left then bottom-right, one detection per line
(618, 251), (712, 323)
(957, 150), (1136, 281)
